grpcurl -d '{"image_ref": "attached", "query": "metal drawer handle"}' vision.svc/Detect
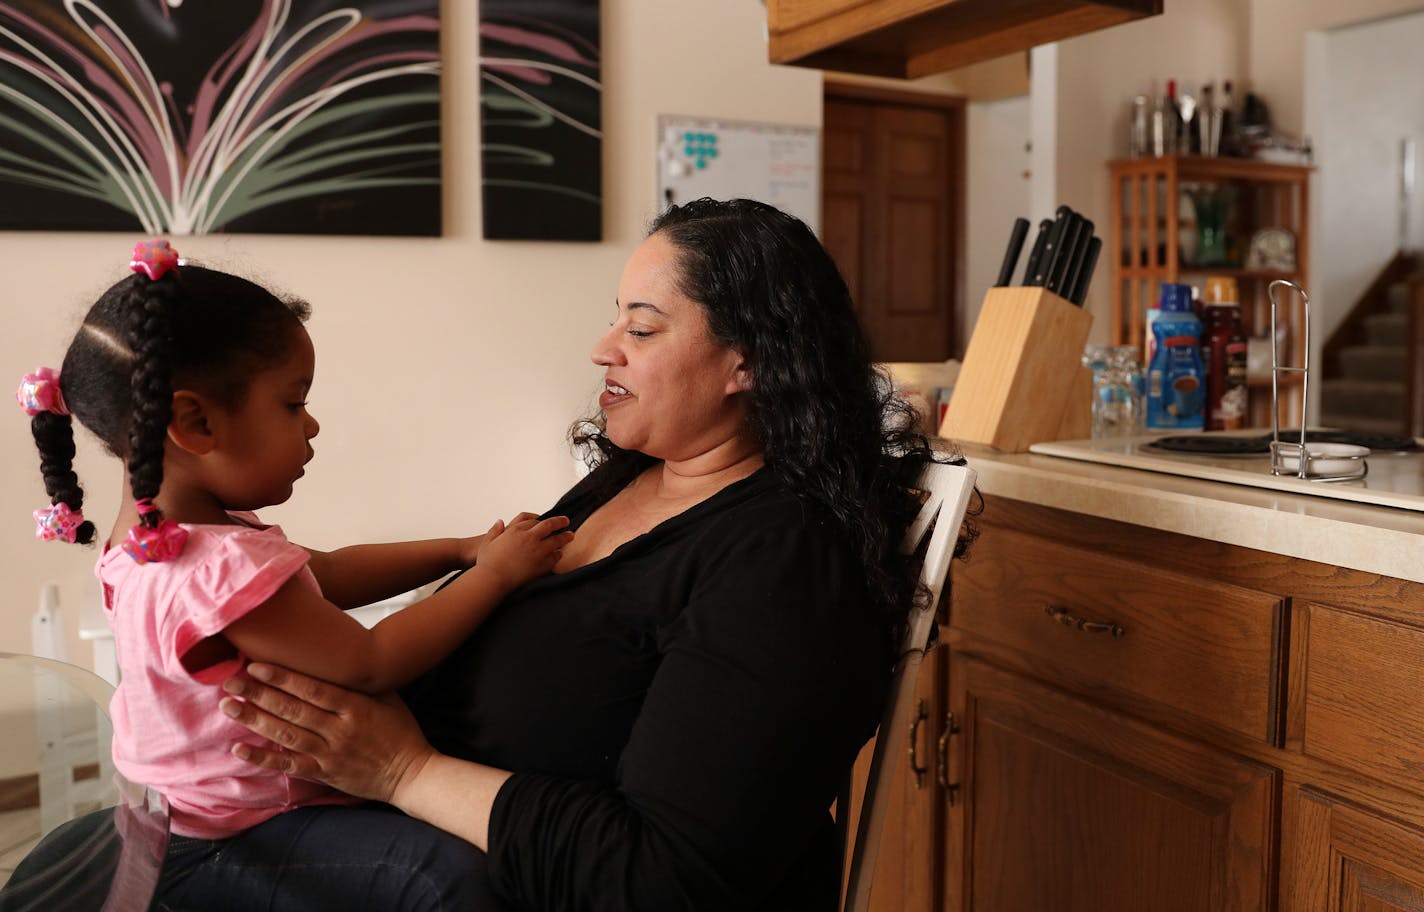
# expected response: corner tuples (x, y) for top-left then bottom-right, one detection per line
(907, 698), (928, 789)
(1044, 604), (1126, 637)
(936, 712), (961, 806)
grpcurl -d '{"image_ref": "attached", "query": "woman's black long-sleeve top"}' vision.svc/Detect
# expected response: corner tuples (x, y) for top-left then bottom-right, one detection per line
(405, 465), (891, 911)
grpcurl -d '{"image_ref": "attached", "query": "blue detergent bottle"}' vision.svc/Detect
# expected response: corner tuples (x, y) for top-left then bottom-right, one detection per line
(1146, 283), (1205, 430)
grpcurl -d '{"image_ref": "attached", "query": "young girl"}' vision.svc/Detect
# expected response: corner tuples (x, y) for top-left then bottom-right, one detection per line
(19, 239), (572, 908)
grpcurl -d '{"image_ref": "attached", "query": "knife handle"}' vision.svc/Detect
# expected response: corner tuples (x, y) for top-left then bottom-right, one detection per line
(1034, 206), (1079, 286)
(1021, 219), (1052, 285)
(1044, 214), (1083, 295)
(1060, 217), (1096, 299)
(1070, 237), (1103, 305)
(995, 217), (1030, 287)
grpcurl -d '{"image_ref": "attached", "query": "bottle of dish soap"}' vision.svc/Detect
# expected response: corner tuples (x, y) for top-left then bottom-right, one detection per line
(1146, 283), (1205, 430)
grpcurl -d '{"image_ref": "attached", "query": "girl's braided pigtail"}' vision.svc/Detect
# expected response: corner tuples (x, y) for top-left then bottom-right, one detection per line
(125, 275), (175, 530)
(18, 369), (96, 544)
(119, 239), (189, 564)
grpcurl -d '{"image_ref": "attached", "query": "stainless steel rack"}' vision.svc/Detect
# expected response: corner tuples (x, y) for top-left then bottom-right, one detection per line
(1267, 279), (1368, 481)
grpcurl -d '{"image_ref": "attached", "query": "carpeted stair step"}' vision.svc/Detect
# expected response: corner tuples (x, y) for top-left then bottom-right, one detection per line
(1338, 344), (1407, 383)
(1385, 281), (1412, 313)
(1365, 311), (1407, 346)
(1319, 378), (1405, 424)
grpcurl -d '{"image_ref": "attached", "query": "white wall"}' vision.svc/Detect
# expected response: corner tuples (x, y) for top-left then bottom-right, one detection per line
(0, 2), (822, 670)
(1305, 9), (1424, 416)
(1037, 0), (1249, 344)
(1250, 0), (1424, 136)
(965, 95), (1032, 342)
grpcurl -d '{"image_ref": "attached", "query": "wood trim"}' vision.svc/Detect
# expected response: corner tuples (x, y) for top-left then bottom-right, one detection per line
(1412, 278), (1424, 437)
(770, 0), (1161, 78)
(0, 763), (100, 813)
(1107, 156), (1314, 184)
(823, 79), (966, 110)
(973, 494), (1424, 622)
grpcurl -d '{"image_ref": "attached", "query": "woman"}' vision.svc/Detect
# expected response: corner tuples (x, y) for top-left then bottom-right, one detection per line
(218, 198), (946, 910)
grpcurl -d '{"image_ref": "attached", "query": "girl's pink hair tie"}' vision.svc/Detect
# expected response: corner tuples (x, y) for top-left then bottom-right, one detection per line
(122, 499), (188, 564)
(16, 367), (69, 417)
(130, 239), (179, 281)
(34, 502), (84, 543)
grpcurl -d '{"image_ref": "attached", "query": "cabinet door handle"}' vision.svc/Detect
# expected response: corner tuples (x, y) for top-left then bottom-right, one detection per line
(1044, 604), (1126, 637)
(936, 712), (961, 806)
(907, 698), (928, 789)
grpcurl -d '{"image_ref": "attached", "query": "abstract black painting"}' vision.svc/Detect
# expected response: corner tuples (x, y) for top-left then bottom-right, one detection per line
(479, 0), (601, 241)
(0, 0), (441, 235)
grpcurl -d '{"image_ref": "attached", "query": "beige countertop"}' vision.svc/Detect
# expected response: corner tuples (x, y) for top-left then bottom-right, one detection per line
(958, 443), (1424, 585)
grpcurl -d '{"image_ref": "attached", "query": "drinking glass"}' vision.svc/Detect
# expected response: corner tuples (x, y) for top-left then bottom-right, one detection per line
(1083, 344), (1142, 442)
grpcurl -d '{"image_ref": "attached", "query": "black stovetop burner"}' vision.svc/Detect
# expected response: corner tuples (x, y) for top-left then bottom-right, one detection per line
(1145, 430), (1420, 456)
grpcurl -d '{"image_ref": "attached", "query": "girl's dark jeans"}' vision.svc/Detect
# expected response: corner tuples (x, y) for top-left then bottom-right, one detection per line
(7, 803), (502, 912)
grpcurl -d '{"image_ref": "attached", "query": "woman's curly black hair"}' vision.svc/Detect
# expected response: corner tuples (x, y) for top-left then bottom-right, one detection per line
(575, 197), (969, 637)
(28, 264), (309, 543)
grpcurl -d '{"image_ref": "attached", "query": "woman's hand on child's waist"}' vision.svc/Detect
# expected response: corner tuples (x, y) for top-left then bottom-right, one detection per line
(222, 663), (431, 804)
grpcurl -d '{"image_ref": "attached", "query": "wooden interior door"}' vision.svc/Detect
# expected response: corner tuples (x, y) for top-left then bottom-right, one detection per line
(945, 657), (1276, 912)
(822, 84), (965, 362)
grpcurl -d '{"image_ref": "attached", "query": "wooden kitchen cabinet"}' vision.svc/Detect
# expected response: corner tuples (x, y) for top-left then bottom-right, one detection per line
(896, 493), (1424, 912)
(765, 0), (1161, 79)
(1286, 789), (1424, 911)
(844, 643), (950, 912)
(946, 657), (1275, 911)
(1278, 599), (1424, 911)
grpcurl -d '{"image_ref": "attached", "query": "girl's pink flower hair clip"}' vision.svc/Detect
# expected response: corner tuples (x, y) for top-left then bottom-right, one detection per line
(130, 239), (179, 281)
(16, 367), (69, 417)
(34, 502), (84, 543)
(121, 499), (188, 564)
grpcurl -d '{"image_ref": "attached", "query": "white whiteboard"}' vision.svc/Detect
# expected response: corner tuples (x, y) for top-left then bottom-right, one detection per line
(657, 114), (820, 232)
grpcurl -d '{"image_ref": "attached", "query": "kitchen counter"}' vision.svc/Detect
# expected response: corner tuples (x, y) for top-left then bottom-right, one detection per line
(956, 443), (1424, 585)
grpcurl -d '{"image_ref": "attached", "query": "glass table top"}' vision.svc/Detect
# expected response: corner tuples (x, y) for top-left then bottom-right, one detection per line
(0, 652), (168, 911)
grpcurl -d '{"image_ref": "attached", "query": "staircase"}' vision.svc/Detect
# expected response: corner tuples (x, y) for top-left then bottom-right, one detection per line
(1319, 252), (1420, 436)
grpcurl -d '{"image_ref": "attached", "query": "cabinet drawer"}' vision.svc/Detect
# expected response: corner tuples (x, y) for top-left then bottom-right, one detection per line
(1295, 603), (1424, 789)
(952, 527), (1283, 742)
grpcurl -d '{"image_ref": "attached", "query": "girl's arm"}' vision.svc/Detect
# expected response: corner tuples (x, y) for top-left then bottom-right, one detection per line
(222, 515), (572, 693)
(304, 515), (542, 609)
(303, 536), (477, 610)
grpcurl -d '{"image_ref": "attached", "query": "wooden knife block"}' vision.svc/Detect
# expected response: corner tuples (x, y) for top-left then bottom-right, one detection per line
(940, 286), (1093, 452)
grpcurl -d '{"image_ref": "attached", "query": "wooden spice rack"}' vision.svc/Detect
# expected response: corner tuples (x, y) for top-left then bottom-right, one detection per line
(1108, 155), (1313, 427)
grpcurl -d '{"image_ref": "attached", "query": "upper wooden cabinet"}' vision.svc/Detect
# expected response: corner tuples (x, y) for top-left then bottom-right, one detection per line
(766, 0), (1163, 79)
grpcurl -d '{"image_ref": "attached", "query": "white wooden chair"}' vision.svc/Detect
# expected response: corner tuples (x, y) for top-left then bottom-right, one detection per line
(839, 458), (977, 912)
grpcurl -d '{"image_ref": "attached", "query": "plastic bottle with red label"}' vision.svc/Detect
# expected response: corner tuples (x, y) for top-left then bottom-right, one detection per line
(1200, 276), (1249, 430)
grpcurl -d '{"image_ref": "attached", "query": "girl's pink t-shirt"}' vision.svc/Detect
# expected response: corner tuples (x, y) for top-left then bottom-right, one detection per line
(97, 515), (359, 838)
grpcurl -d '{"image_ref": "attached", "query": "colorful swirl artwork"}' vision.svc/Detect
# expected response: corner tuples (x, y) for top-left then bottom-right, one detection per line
(0, 0), (440, 235)
(479, 0), (601, 241)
